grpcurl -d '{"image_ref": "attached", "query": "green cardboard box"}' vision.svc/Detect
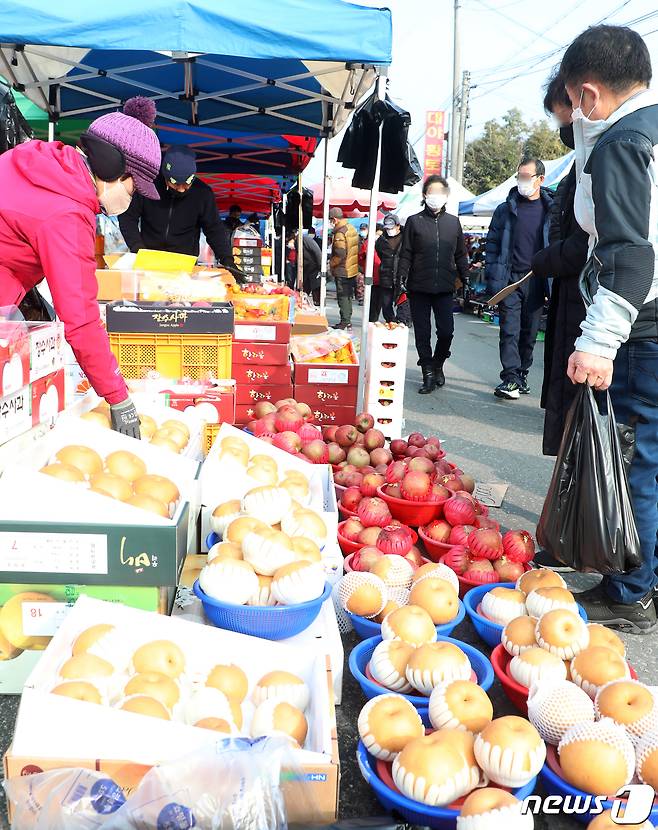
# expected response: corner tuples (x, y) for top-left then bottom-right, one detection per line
(0, 583), (173, 694)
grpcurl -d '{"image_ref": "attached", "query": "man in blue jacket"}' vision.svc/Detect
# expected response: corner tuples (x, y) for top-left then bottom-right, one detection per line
(485, 159), (553, 399)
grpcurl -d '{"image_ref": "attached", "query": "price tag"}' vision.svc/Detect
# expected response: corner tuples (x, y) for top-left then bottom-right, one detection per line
(307, 368), (349, 385)
(0, 532), (108, 575)
(22, 601), (69, 636)
(234, 325), (276, 342)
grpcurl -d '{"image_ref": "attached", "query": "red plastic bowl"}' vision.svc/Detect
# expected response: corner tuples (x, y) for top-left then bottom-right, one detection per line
(344, 548), (430, 573)
(337, 520), (365, 555)
(438, 555), (532, 599)
(491, 644), (638, 716)
(338, 504), (358, 520)
(376, 485), (448, 527)
(417, 526), (456, 562)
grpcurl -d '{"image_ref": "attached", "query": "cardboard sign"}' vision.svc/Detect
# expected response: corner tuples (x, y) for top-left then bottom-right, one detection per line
(473, 482), (509, 508)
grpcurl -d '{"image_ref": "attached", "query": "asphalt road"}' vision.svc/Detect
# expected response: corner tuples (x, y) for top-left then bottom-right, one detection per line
(0, 304), (654, 829)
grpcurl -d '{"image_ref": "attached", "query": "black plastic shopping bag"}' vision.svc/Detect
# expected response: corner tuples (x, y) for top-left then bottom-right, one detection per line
(537, 384), (641, 574)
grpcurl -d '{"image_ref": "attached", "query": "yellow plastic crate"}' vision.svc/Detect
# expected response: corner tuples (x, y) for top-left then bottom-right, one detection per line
(203, 422), (222, 456)
(109, 333), (232, 381)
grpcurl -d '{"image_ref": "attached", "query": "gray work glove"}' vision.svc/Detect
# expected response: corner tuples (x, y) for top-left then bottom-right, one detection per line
(110, 398), (141, 439)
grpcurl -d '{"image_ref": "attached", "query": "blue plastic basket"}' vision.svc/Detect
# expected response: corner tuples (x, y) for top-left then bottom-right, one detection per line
(193, 580), (332, 640)
(464, 583), (588, 649)
(206, 531), (220, 550)
(347, 599), (466, 641)
(357, 741), (537, 829)
(349, 634), (494, 708)
(539, 749), (658, 826)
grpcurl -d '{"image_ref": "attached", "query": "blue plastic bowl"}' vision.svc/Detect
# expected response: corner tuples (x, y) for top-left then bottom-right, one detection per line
(206, 531), (220, 550)
(540, 748), (658, 825)
(357, 741), (537, 829)
(193, 580), (332, 640)
(464, 583), (588, 648)
(348, 599), (466, 641)
(349, 634), (494, 708)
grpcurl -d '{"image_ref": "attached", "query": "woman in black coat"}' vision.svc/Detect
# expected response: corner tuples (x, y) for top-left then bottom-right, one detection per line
(397, 176), (470, 394)
(374, 213), (403, 323)
(531, 74), (589, 456)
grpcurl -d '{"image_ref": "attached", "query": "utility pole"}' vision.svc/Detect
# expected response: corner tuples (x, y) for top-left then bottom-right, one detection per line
(456, 70), (471, 184)
(449, 0), (461, 177)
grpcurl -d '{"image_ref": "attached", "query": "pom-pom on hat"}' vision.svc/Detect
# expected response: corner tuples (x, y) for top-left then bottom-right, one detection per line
(85, 96), (161, 200)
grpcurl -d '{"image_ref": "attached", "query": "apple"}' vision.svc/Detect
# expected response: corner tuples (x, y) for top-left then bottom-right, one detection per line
(384, 483), (402, 499)
(357, 526), (382, 546)
(404, 547), (425, 568)
(363, 428), (385, 451)
(295, 401), (313, 422)
(493, 558), (526, 581)
(344, 471), (365, 488)
(369, 447), (392, 467)
(389, 439), (408, 455)
(354, 412), (375, 433)
(346, 447), (370, 468)
(407, 432), (426, 448)
(254, 401), (277, 419)
(361, 473), (385, 497)
(323, 426), (338, 442)
(341, 517), (364, 542)
(327, 443), (346, 465)
(407, 457), (434, 475)
(355, 546), (383, 572)
(340, 486), (363, 512)
(335, 425), (358, 447)
(272, 431), (301, 453)
(423, 519), (452, 543)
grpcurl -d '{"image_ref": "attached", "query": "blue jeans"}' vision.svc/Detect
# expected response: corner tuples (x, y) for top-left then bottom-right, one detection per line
(498, 272), (544, 383)
(604, 340), (658, 603)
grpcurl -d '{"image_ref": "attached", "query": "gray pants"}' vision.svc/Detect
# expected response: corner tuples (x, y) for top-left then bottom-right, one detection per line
(335, 275), (355, 325)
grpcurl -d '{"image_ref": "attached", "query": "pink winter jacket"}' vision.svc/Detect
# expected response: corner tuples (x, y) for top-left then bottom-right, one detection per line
(0, 140), (127, 404)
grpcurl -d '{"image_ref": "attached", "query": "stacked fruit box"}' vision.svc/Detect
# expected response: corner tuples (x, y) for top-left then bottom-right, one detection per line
(293, 357), (359, 428)
(363, 323), (409, 442)
(232, 320), (293, 424)
(232, 238), (272, 278)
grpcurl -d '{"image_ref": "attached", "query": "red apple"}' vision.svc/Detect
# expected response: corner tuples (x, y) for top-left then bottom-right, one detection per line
(468, 528), (504, 561)
(423, 444), (441, 461)
(358, 526), (382, 546)
(302, 439), (329, 464)
(335, 424), (358, 447)
(275, 406), (303, 433)
(404, 547), (425, 568)
(376, 524), (413, 555)
(334, 469), (349, 486)
(493, 558), (526, 581)
(423, 520), (452, 544)
(407, 432), (426, 448)
(385, 460), (408, 484)
(443, 545), (470, 575)
(354, 412), (375, 433)
(295, 401), (313, 422)
(441, 474), (464, 494)
(274, 398), (297, 409)
(369, 447), (393, 467)
(353, 432), (366, 447)
(444, 495), (477, 527)
(434, 459), (452, 477)
(389, 439), (408, 456)
(272, 431), (302, 453)
(357, 496), (393, 528)
(460, 473), (476, 494)
(323, 426), (338, 442)
(340, 486), (363, 512)
(363, 428), (385, 451)
(327, 443), (346, 465)
(344, 471), (364, 488)
(360, 473), (386, 497)
(400, 471), (432, 501)
(463, 558), (499, 584)
(385, 483), (402, 499)
(254, 401), (277, 418)
(260, 413), (277, 434)
(374, 463), (388, 474)
(407, 457), (434, 475)
(404, 446), (419, 458)
(449, 524), (475, 546)
(502, 530), (535, 564)
(346, 447), (371, 468)
(355, 546), (383, 572)
(341, 517), (364, 542)
(426, 436), (442, 448)
(298, 422), (321, 445)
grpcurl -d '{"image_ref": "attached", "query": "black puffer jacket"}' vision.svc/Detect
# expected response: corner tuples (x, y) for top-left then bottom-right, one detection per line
(397, 207), (469, 294)
(375, 232), (403, 289)
(531, 167), (589, 456)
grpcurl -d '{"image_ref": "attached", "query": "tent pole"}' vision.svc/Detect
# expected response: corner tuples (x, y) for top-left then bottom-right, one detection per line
(280, 193), (287, 284)
(320, 136), (330, 315)
(297, 172), (303, 291)
(356, 71), (387, 413)
(48, 121), (55, 142)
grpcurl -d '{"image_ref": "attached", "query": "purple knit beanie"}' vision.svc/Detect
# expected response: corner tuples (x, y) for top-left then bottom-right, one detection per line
(86, 97), (161, 199)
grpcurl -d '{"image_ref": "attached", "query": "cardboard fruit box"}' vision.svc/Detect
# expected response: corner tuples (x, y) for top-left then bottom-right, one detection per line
(0, 419), (199, 587)
(293, 360), (359, 387)
(31, 368), (65, 427)
(232, 341), (290, 366)
(0, 320), (29, 396)
(231, 362), (292, 386)
(106, 301), (234, 335)
(0, 583), (172, 694)
(6, 596), (340, 824)
(306, 405), (358, 428)
(294, 383), (358, 408)
(199, 422), (338, 552)
(28, 321), (65, 383)
(235, 383), (294, 407)
(233, 320), (292, 345)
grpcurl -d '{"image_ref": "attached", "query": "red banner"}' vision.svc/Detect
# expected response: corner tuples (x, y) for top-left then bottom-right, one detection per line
(423, 110), (446, 177)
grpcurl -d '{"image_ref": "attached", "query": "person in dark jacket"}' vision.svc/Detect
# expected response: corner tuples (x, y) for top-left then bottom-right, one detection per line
(397, 175), (470, 393)
(120, 146), (236, 275)
(298, 229), (323, 304)
(224, 203), (243, 234)
(485, 158), (553, 399)
(532, 73), (589, 457)
(374, 213), (403, 323)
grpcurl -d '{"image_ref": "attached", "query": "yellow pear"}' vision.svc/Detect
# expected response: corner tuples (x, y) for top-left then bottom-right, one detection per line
(0, 592), (56, 650)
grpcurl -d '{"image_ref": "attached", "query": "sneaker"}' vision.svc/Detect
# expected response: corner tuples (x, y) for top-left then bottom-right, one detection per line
(575, 584), (657, 634)
(494, 381), (520, 400)
(532, 549), (574, 573)
(519, 375), (530, 395)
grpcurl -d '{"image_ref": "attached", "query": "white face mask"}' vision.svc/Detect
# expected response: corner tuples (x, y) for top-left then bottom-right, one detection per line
(425, 194), (447, 212)
(571, 88), (607, 179)
(517, 177), (538, 198)
(385, 227), (400, 236)
(98, 179), (132, 216)
(359, 230), (368, 238)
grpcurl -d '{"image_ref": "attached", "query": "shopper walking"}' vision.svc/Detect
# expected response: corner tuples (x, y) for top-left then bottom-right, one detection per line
(0, 98), (162, 437)
(329, 207), (359, 330)
(397, 176), (470, 394)
(559, 25), (658, 632)
(298, 229), (323, 305)
(485, 158), (553, 399)
(374, 214), (403, 323)
(532, 73), (589, 457)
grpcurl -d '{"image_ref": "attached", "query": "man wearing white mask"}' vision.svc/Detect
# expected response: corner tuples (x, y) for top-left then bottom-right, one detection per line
(397, 175), (470, 393)
(559, 25), (658, 633)
(485, 158), (553, 399)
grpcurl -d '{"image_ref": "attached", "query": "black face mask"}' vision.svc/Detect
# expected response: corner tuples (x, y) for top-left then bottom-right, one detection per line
(559, 124), (575, 150)
(168, 186), (190, 200)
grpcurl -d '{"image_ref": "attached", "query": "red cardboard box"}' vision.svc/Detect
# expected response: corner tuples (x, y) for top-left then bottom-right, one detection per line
(0, 322), (29, 397)
(0, 385), (32, 444)
(159, 382), (236, 425)
(232, 362), (292, 386)
(234, 320), (292, 344)
(232, 342), (289, 366)
(31, 368), (65, 426)
(293, 361), (359, 386)
(29, 322), (65, 383)
(234, 403), (259, 424)
(294, 383), (358, 407)
(306, 404), (358, 427)
(236, 383), (293, 406)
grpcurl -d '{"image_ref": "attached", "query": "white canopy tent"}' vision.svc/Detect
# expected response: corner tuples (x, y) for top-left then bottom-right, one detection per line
(396, 176), (475, 222)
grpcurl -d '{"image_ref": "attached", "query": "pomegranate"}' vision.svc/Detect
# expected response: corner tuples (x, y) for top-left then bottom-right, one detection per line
(444, 495), (477, 527)
(449, 524), (475, 546)
(389, 439), (408, 456)
(274, 406), (303, 433)
(468, 528), (504, 561)
(385, 459), (407, 484)
(301, 439), (329, 464)
(360, 473), (386, 497)
(443, 545), (471, 575)
(493, 557), (526, 581)
(341, 517), (364, 542)
(463, 558), (499, 584)
(272, 431), (302, 453)
(400, 471), (432, 501)
(354, 412), (375, 433)
(423, 519), (452, 544)
(357, 496), (393, 528)
(376, 525), (413, 556)
(340, 486), (363, 512)
(502, 530), (535, 564)
(335, 425), (358, 447)
(474, 516), (499, 531)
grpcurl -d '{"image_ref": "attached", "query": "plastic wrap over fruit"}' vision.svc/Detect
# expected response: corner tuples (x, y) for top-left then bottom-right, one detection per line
(290, 330), (357, 364)
(4, 737), (320, 830)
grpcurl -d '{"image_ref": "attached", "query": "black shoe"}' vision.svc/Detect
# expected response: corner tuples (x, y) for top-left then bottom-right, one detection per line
(418, 366), (436, 395)
(334, 322), (352, 331)
(433, 362), (445, 387)
(519, 375), (530, 395)
(575, 584), (657, 634)
(532, 549), (574, 573)
(494, 381), (520, 400)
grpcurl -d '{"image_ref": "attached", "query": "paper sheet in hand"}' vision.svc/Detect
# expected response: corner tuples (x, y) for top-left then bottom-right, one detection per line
(134, 249), (197, 272)
(487, 272), (532, 306)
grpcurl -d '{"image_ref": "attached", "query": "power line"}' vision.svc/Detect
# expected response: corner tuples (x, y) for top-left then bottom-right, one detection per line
(472, 0), (563, 47)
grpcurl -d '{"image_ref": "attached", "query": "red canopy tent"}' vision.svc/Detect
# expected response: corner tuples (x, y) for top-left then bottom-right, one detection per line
(311, 176), (397, 218)
(199, 174), (283, 214)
